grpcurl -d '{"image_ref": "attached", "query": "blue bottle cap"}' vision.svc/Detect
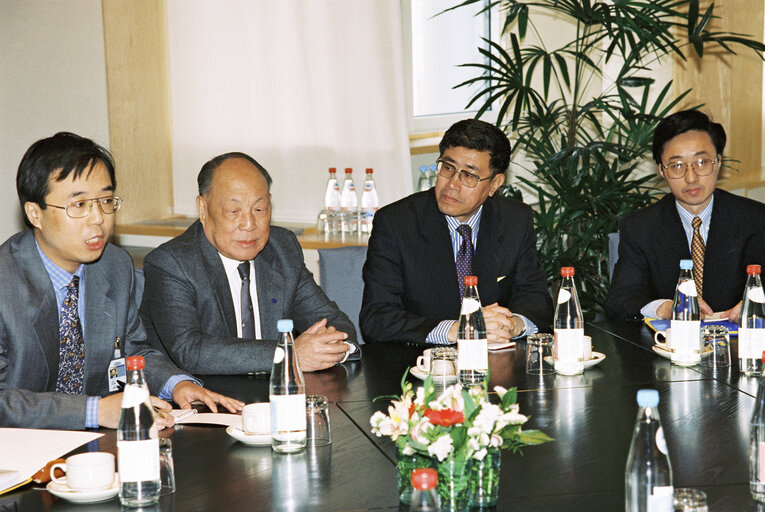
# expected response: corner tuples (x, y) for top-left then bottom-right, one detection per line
(430, 164), (437, 171)
(637, 389), (659, 407)
(680, 259), (693, 270)
(277, 319), (294, 332)
(419, 166), (428, 173)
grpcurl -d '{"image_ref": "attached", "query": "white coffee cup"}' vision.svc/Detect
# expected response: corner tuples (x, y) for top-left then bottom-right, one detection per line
(583, 335), (593, 360)
(242, 402), (271, 435)
(416, 348), (433, 372)
(654, 329), (671, 349)
(50, 452), (115, 491)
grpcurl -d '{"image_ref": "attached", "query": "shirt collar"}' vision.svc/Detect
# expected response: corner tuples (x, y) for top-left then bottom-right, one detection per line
(675, 195), (714, 227)
(218, 251), (250, 279)
(445, 205), (483, 236)
(34, 237), (84, 292)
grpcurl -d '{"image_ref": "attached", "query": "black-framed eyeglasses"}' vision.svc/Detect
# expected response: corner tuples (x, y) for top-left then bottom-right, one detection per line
(436, 160), (493, 189)
(661, 158), (719, 179)
(46, 196), (123, 218)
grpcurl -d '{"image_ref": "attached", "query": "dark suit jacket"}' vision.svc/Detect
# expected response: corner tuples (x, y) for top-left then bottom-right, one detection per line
(140, 221), (359, 375)
(360, 190), (553, 343)
(0, 230), (184, 429)
(606, 189), (765, 321)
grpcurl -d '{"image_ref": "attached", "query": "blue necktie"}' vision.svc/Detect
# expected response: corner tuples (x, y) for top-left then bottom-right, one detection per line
(456, 224), (474, 298)
(238, 262), (255, 339)
(56, 276), (85, 394)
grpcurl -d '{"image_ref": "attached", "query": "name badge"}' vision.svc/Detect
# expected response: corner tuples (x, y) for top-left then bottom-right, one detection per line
(108, 337), (126, 392)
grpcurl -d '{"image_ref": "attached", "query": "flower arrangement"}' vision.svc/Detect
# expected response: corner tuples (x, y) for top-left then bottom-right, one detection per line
(370, 373), (552, 510)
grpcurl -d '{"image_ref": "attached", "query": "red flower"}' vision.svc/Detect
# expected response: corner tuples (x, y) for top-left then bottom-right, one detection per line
(424, 408), (465, 427)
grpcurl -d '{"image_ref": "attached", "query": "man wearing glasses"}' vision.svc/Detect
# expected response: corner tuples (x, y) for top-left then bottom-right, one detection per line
(0, 132), (242, 429)
(360, 119), (553, 344)
(606, 110), (765, 322)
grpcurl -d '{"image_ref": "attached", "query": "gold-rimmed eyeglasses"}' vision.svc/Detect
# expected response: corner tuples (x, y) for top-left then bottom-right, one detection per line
(661, 158), (719, 179)
(46, 196), (123, 218)
(436, 160), (492, 188)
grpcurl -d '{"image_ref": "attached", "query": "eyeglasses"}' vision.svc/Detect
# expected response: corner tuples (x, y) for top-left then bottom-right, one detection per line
(436, 160), (493, 189)
(661, 158), (719, 179)
(46, 196), (123, 218)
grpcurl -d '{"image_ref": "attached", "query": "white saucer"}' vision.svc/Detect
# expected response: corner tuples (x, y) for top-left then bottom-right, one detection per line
(410, 367), (428, 380)
(46, 476), (118, 504)
(543, 352), (606, 369)
(226, 426), (271, 446)
(652, 343), (711, 361)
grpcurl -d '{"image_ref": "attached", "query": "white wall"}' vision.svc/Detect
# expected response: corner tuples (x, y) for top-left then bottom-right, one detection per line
(0, 0), (110, 241)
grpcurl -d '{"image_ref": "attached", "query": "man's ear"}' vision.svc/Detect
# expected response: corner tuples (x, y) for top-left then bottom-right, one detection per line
(488, 173), (505, 197)
(196, 195), (207, 224)
(24, 202), (43, 229)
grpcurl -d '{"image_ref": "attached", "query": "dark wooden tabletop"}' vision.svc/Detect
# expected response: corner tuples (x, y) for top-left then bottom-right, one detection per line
(4, 321), (765, 511)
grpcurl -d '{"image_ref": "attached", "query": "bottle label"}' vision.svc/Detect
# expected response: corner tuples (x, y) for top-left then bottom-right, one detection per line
(457, 338), (488, 371)
(655, 426), (668, 455)
(678, 280), (698, 297)
(669, 320), (700, 363)
(273, 347), (285, 364)
(739, 328), (765, 360)
(749, 286), (765, 303)
(554, 329), (584, 361)
(121, 383), (149, 408)
(647, 486), (673, 511)
(460, 298), (481, 315)
(759, 441), (765, 482)
(556, 289), (572, 304)
(270, 394), (307, 435)
(118, 438), (159, 482)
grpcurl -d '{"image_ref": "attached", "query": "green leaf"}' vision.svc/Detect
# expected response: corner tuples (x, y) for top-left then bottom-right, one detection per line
(516, 430), (555, 445)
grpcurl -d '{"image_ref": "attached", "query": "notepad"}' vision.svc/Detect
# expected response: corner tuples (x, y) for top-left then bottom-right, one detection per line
(168, 410), (241, 428)
(644, 317), (738, 335)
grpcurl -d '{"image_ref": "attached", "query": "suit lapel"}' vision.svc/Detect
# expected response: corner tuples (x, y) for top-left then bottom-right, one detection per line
(197, 224), (238, 336)
(658, 195), (690, 286)
(475, 198), (501, 300)
(419, 192), (460, 304)
(82, 261), (115, 393)
(254, 242), (286, 340)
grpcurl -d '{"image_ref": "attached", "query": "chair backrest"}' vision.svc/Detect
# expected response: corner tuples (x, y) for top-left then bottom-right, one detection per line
(318, 246), (368, 344)
(608, 232), (620, 281)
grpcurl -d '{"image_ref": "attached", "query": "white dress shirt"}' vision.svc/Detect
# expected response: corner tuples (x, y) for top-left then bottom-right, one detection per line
(218, 253), (262, 339)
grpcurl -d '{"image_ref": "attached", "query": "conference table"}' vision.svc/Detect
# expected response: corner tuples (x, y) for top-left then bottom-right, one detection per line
(3, 321), (765, 511)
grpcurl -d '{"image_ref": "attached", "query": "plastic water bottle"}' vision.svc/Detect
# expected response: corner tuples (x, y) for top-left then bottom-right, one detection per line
(340, 167), (358, 234)
(553, 267), (585, 375)
(429, 164), (438, 187)
(324, 167), (341, 211)
(360, 168), (379, 234)
(458, 276), (488, 388)
(270, 319), (307, 454)
(625, 389), (673, 512)
(750, 352), (765, 502)
(670, 259), (700, 366)
(417, 166), (430, 192)
(740, 265), (765, 376)
(118, 356), (160, 507)
(410, 468), (440, 511)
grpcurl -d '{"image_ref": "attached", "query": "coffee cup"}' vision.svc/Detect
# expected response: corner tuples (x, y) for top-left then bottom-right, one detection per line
(583, 335), (593, 360)
(654, 329), (671, 349)
(242, 402), (271, 435)
(430, 347), (458, 377)
(50, 452), (115, 491)
(416, 348), (433, 372)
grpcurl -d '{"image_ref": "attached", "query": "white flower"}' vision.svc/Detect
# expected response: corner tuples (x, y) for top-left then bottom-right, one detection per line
(473, 447), (487, 461)
(490, 433), (503, 448)
(415, 386), (426, 406)
(402, 444), (414, 455)
(429, 384), (464, 412)
(428, 434), (454, 461)
(494, 386), (508, 400)
(410, 417), (432, 444)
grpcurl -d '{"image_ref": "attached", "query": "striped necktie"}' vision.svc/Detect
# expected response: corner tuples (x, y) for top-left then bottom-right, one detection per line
(238, 262), (255, 339)
(56, 276), (85, 394)
(691, 217), (705, 297)
(456, 224), (474, 298)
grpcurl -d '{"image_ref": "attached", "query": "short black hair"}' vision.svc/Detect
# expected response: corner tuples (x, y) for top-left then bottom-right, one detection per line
(16, 132), (116, 228)
(197, 152), (273, 195)
(439, 119), (511, 176)
(652, 110), (726, 164)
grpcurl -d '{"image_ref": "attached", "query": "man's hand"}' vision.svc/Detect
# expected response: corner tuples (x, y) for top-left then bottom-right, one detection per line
(698, 297), (714, 320)
(447, 303), (524, 342)
(656, 298), (714, 319)
(172, 381), (244, 413)
(97, 394), (175, 429)
(722, 301), (742, 323)
(295, 318), (350, 372)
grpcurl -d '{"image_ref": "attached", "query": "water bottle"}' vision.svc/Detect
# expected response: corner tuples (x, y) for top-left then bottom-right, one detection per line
(270, 319), (307, 454)
(340, 167), (358, 234)
(740, 265), (765, 376)
(118, 356), (161, 507)
(360, 168), (379, 234)
(324, 167), (341, 211)
(553, 267), (585, 375)
(670, 259), (701, 366)
(417, 166), (430, 192)
(625, 389), (673, 512)
(429, 164), (438, 187)
(410, 468), (440, 511)
(750, 352), (765, 502)
(458, 276), (488, 388)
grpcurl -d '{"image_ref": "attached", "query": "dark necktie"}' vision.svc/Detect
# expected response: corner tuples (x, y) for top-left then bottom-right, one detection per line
(691, 217), (705, 297)
(56, 276), (85, 394)
(456, 224), (474, 298)
(238, 262), (255, 339)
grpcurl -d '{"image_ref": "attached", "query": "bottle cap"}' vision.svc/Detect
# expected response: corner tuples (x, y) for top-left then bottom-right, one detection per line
(748, 264), (761, 275)
(365, 168), (373, 174)
(464, 275), (478, 287)
(560, 267), (574, 277)
(411, 468), (437, 490)
(328, 167), (337, 174)
(419, 166), (428, 173)
(761, 351), (765, 364)
(277, 319), (294, 333)
(429, 164), (437, 171)
(636, 389), (659, 407)
(680, 259), (693, 270)
(344, 167), (353, 174)
(126, 355), (145, 371)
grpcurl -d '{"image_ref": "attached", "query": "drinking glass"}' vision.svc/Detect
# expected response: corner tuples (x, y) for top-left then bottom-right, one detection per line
(159, 437), (175, 495)
(306, 395), (331, 447)
(701, 325), (730, 368)
(673, 488), (707, 511)
(526, 333), (555, 375)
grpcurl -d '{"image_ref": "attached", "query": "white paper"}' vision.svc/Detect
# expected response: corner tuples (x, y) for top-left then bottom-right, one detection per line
(0, 428), (103, 493)
(171, 411), (241, 427)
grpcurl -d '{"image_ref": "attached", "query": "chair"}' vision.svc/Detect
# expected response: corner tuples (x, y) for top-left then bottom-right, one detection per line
(608, 232), (620, 281)
(318, 246), (368, 344)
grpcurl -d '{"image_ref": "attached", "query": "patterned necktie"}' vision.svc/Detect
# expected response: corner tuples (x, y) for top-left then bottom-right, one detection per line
(691, 217), (705, 297)
(56, 276), (85, 394)
(238, 262), (255, 339)
(456, 224), (474, 298)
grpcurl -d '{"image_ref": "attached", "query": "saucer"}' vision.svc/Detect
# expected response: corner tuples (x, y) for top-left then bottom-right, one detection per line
(46, 476), (118, 504)
(410, 366), (428, 380)
(652, 343), (711, 361)
(226, 426), (271, 446)
(543, 352), (606, 369)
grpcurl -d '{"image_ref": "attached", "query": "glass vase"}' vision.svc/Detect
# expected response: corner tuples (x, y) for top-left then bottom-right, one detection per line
(436, 457), (471, 512)
(469, 449), (502, 508)
(396, 447), (433, 505)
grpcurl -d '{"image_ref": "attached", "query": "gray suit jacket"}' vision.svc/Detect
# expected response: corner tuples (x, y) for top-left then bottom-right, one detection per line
(140, 221), (360, 375)
(0, 230), (185, 429)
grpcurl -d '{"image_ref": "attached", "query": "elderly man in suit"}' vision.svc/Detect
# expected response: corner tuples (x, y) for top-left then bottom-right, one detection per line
(360, 119), (553, 344)
(606, 110), (765, 322)
(0, 132), (242, 430)
(140, 153), (360, 375)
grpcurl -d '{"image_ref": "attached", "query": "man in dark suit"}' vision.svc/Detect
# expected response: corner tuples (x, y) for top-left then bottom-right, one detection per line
(360, 119), (553, 344)
(0, 132), (242, 429)
(140, 153), (360, 375)
(606, 110), (765, 322)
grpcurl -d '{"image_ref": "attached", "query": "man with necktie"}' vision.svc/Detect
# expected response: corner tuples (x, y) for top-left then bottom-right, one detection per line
(0, 132), (242, 429)
(140, 153), (360, 375)
(360, 119), (553, 344)
(606, 110), (765, 322)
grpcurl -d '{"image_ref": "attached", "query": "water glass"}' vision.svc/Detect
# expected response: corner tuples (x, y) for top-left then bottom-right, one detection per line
(159, 437), (175, 495)
(673, 488), (707, 511)
(430, 347), (458, 386)
(701, 325), (730, 368)
(306, 395), (331, 447)
(526, 333), (555, 375)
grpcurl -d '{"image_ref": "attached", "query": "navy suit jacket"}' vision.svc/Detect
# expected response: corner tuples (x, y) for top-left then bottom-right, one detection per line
(360, 190), (553, 343)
